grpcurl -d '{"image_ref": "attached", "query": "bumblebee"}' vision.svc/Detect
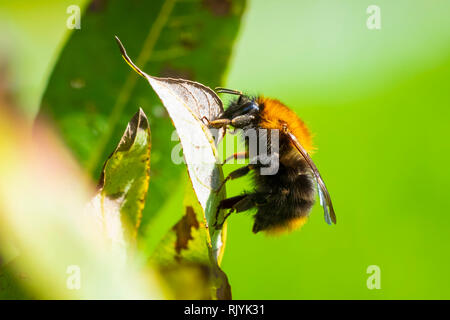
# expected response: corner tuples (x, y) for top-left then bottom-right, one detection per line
(209, 88), (336, 234)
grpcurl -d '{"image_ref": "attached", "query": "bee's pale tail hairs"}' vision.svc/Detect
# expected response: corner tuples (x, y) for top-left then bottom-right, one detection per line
(215, 87), (243, 96)
(114, 36), (146, 78)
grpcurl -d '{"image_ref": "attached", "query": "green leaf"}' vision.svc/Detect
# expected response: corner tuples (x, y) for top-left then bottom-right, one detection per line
(86, 108), (151, 262)
(116, 38), (227, 262)
(116, 39), (230, 299)
(39, 0), (247, 236)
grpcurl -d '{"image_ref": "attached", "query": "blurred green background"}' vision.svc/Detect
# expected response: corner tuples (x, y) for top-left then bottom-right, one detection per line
(1, 0), (450, 299)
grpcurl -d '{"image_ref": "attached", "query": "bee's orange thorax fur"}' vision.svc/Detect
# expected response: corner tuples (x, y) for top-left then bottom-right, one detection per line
(256, 97), (314, 152)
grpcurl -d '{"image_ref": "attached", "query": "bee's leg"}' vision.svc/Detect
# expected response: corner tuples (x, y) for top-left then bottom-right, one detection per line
(208, 115), (255, 130)
(214, 194), (257, 229)
(230, 115), (255, 128)
(208, 118), (231, 128)
(215, 164), (258, 193)
(214, 194), (246, 226)
(222, 151), (249, 165)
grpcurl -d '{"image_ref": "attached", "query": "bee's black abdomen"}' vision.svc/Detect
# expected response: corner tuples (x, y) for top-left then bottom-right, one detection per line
(251, 161), (316, 233)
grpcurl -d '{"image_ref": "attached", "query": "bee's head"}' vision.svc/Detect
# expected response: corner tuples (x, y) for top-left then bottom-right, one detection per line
(215, 88), (260, 121)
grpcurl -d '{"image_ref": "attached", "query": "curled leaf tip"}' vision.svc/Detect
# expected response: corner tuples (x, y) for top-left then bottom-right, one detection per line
(114, 37), (145, 78)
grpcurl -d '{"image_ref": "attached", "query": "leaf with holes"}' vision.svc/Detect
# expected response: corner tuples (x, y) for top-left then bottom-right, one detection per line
(116, 37), (227, 263)
(38, 0), (246, 241)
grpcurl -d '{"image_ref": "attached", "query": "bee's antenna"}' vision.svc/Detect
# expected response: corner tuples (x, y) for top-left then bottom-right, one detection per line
(215, 87), (243, 96)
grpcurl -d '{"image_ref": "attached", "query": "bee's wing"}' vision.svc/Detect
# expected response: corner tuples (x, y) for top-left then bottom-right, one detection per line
(286, 132), (336, 225)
